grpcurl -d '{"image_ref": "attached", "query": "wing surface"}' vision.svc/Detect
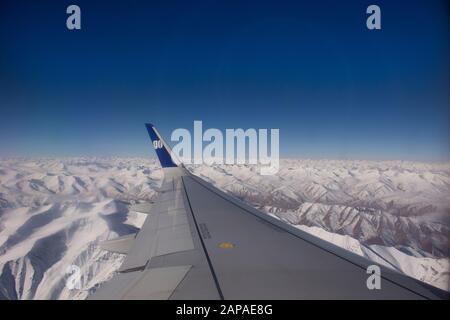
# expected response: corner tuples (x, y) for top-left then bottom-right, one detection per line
(89, 124), (448, 300)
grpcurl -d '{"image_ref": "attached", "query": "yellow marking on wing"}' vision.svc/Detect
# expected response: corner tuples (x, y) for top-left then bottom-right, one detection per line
(218, 242), (235, 249)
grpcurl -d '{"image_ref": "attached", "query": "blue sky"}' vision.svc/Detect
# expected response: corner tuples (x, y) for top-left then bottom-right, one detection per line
(0, 0), (449, 160)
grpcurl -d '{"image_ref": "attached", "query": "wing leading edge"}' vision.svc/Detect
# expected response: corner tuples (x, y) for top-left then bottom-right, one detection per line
(89, 124), (448, 300)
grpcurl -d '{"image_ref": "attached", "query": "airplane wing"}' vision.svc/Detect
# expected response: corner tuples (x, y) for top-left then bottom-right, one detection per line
(89, 124), (448, 300)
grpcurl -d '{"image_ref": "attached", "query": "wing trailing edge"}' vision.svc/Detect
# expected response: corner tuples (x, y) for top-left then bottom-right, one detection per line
(100, 233), (136, 255)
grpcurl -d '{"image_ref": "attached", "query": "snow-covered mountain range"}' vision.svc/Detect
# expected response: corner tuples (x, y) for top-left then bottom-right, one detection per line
(0, 158), (449, 299)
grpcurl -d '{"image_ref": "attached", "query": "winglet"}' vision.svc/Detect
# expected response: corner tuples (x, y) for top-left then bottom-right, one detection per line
(145, 123), (179, 168)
